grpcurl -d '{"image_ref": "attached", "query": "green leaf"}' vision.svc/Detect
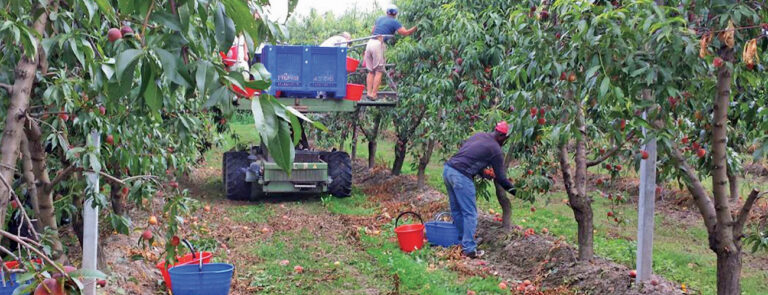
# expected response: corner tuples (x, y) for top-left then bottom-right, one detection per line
(599, 76), (610, 98)
(267, 118), (295, 173)
(69, 268), (108, 280)
(13, 272), (35, 284)
(94, 0), (118, 24)
(196, 61), (212, 95)
(117, 0), (134, 15)
(222, 0), (269, 42)
(116, 49), (143, 81)
(88, 153), (101, 173)
(289, 113), (301, 145)
(153, 48), (177, 74)
(284, 106), (327, 131)
(81, 0), (98, 22)
(251, 96), (277, 140)
(214, 3), (236, 52)
(151, 12), (182, 32)
(205, 85), (229, 108)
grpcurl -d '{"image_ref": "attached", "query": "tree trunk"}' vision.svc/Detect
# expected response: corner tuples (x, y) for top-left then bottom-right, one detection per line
(494, 143), (516, 230)
(416, 139), (436, 188)
(338, 125), (349, 152)
(573, 103), (594, 261)
(351, 123), (358, 162)
(0, 10), (50, 227)
(19, 137), (40, 229)
(728, 170), (739, 202)
(712, 47), (739, 295)
(368, 140), (377, 168)
(110, 182), (126, 216)
(557, 97), (594, 261)
(716, 251), (742, 295)
(24, 121), (64, 257)
(362, 111), (384, 169)
(494, 182), (513, 230)
(392, 139), (407, 176)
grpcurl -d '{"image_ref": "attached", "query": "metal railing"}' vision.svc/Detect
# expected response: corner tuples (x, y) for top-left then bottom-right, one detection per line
(335, 34), (394, 48)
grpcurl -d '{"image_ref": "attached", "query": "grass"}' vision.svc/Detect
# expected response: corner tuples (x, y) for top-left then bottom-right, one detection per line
(214, 115), (768, 294)
(339, 128), (768, 295)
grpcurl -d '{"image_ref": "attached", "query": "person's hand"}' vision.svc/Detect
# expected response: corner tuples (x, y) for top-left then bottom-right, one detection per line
(482, 168), (495, 180)
(506, 186), (517, 196)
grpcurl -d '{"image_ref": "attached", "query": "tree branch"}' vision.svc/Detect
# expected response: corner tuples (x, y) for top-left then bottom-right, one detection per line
(0, 230), (67, 276)
(0, 83), (11, 93)
(734, 189), (763, 237)
(558, 144), (577, 198)
(586, 130), (636, 167)
(140, 0), (156, 47)
(50, 165), (81, 188)
(668, 145), (717, 234)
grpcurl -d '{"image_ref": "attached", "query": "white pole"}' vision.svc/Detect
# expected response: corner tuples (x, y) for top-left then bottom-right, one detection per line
(636, 110), (657, 283)
(83, 131), (100, 295)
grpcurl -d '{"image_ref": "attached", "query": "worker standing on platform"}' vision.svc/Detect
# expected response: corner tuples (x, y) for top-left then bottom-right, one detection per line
(364, 4), (416, 100)
(320, 32), (352, 47)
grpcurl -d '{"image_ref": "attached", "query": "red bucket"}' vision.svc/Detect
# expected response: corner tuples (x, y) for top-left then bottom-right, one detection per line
(346, 57), (360, 73)
(233, 85), (259, 98)
(393, 212), (425, 252)
(156, 251), (213, 289)
(345, 84), (364, 101)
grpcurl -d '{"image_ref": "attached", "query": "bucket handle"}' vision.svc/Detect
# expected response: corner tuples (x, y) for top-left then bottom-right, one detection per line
(182, 239), (196, 258)
(433, 212), (453, 222)
(394, 211), (423, 228)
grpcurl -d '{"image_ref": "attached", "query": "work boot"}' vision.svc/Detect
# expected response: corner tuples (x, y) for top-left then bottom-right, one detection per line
(463, 250), (485, 259)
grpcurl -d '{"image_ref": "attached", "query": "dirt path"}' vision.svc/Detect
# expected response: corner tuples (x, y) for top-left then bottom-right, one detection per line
(102, 159), (689, 294)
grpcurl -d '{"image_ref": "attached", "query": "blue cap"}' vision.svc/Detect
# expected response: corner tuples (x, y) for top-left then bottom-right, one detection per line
(386, 4), (398, 15)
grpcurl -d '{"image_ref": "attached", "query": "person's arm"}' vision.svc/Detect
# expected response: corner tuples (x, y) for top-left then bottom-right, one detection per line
(490, 153), (516, 195)
(397, 26), (417, 36)
(371, 26), (376, 34)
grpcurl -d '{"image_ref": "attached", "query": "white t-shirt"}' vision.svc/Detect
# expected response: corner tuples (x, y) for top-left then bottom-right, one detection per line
(320, 35), (349, 47)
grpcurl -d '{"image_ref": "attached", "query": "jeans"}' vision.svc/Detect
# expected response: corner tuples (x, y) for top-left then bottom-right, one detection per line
(443, 164), (477, 254)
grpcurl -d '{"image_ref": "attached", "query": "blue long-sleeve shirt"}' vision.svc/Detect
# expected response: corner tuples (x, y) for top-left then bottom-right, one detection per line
(446, 132), (515, 191)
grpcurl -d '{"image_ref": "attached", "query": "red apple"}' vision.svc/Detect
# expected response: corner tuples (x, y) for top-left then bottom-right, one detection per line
(141, 229), (152, 240)
(619, 119), (626, 131)
(530, 107), (538, 117)
(105, 135), (114, 145)
(456, 58), (463, 65)
(498, 282), (508, 290)
(713, 57), (723, 68)
(293, 265), (304, 273)
(171, 236), (180, 246)
(560, 72), (567, 80)
(682, 136), (689, 144)
(605, 164), (612, 170)
(97, 279), (107, 288)
(697, 148), (706, 158)
(527, 169), (534, 176)
(629, 270), (637, 278)
(607, 211), (614, 217)
(107, 28), (122, 42)
(615, 164), (622, 171)
(98, 105), (106, 115)
(641, 150), (649, 159)
(120, 25), (133, 36)
(530, 206), (536, 213)
(538, 117), (546, 125)
(34, 278), (64, 295)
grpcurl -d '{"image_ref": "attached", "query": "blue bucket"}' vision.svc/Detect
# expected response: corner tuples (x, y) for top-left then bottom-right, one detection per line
(169, 263), (234, 295)
(0, 272), (28, 295)
(425, 212), (460, 247)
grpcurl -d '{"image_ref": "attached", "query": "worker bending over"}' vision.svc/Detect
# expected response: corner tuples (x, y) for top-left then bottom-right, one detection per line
(443, 121), (517, 258)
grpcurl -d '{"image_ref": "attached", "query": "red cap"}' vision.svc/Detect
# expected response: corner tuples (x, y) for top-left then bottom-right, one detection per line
(495, 121), (509, 134)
